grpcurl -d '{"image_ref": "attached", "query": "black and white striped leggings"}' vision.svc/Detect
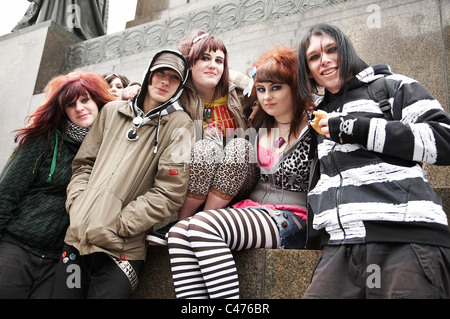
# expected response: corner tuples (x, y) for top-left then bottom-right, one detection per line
(167, 208), (281, 299)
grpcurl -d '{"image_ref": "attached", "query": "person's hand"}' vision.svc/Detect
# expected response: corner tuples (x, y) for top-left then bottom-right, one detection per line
(318, 117), (331, 138)
(314, 112), (344, 138)
(248, 105), (259, 120)
(121, 85), (140, 100)
(247, 103), (260, 127)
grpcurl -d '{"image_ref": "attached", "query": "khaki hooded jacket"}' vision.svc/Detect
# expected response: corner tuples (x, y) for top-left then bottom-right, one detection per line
(64, 50), (194, 260)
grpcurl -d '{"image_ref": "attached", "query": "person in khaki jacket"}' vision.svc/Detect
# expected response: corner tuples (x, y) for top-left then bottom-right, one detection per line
(51, 50), (193, 299)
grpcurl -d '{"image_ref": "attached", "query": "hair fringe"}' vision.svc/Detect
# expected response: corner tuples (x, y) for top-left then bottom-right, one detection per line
(249, 46), (314, 139)
(14, 70), (114, 147)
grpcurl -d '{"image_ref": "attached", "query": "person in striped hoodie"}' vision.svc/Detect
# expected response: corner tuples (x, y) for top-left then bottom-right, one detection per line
(298, 23), (450, 298)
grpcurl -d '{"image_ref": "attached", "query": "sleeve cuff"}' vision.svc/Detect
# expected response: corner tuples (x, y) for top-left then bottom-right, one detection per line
(328, 115), (371, 145)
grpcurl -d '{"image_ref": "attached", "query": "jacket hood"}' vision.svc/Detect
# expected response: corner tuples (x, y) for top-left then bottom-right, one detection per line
(127, 50), (189, 152)
(354, 64), (393, 84)
(131, 49), (189, 119)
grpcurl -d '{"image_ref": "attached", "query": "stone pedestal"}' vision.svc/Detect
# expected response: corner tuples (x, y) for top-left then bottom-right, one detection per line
(132, 246), (322, 299)
(0, 21), (80, 169)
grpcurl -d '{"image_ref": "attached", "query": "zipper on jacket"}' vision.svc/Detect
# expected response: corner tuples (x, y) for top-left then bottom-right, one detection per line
(327, 90), (346, 240)
(330, 144), (346, 239)
(305, 150), (318, 248)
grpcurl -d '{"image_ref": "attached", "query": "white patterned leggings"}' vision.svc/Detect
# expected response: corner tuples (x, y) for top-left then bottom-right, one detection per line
(167, 208), (281, 299)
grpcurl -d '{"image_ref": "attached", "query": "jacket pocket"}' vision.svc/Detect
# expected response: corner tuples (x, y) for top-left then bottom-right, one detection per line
(366, 163), (409, 205)
(68, 189), (91, 241)
(73, 188), (125, 251)
(85, 226), (124, 251)
(410, 243), (440, 288)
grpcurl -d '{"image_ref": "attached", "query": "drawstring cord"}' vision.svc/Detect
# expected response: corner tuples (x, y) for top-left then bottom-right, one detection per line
(47, 132), (59, 183)
(153, 110), (163, 154)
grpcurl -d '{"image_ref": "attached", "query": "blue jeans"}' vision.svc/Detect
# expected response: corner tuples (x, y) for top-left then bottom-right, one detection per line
(264, 209), (307, 249)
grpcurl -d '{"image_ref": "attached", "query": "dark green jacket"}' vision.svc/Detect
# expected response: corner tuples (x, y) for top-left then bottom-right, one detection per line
(0, 131), (80, 258)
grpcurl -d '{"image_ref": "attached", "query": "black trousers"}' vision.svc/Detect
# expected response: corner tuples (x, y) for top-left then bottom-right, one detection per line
(303, 242), (450, 299)
(51, 244), (143, 299)
(0, 239), (57, 299)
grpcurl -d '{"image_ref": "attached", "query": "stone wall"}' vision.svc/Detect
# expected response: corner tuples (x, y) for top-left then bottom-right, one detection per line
(0, 21), (80, 170)
(61, 0), (449, 113)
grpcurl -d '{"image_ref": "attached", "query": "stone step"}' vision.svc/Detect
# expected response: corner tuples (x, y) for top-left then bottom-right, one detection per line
(132, 246), (322, 299)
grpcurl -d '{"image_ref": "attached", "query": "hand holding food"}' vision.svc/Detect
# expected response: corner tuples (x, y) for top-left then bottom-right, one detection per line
(310, 110), (329, 135)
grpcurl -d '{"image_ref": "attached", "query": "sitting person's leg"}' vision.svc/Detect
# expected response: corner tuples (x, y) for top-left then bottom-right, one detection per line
(168, 208), (280, 299)
(205, 138), (258, 210)
(178, 139), (223, 220)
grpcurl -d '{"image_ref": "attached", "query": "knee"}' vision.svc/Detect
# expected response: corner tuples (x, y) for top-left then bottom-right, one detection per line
(192, 139), (223, 164)
(186, 211), (221, 238)
(224, 137), (251, 151)
(223, 138), (254, 164)
(167, 219), (190, 240)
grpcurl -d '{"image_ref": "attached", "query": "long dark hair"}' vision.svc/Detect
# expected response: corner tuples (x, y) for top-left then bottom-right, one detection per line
(297, 23), (369, 99)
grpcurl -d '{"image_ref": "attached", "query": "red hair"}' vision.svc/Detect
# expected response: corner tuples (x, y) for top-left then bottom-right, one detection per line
(178, 30), (229, 98)
(249, 47), (314, 137)
(14, 70), (114, 147)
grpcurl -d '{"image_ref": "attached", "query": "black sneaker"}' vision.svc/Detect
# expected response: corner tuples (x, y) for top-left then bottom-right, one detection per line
(146, 222), (176, 245)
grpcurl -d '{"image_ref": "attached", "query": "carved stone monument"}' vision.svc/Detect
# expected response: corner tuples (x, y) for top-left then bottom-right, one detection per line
(12, 0), (109, 40)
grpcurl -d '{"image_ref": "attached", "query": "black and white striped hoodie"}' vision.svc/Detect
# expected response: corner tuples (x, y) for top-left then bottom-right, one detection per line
(308, 64), (450, 247)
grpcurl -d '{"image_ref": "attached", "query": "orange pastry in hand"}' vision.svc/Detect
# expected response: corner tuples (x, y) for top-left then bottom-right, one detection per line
(310, 110), (329, 135)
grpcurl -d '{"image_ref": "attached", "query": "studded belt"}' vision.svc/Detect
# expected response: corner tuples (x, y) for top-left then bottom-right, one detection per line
(109, 255), (138, 292)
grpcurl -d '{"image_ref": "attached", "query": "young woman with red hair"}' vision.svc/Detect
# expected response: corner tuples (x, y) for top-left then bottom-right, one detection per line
(167, 46), (315, 299)
(0, 70), (114, 298)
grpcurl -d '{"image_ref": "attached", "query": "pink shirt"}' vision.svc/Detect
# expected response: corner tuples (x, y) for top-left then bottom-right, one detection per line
(233, 199), (307, 223)
(257, 144), (282, 170)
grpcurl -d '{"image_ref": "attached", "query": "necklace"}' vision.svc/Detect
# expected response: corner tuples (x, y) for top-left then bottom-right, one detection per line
(275, 120), (291, 125)
(274, 137), (286, 148)
(267, 129), (288, 202)
(273, 117), (291, 147)
(273, 125), (290, 149)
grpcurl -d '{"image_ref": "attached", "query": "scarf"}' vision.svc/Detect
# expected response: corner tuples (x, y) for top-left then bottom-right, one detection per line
(66, 120), (90, 143)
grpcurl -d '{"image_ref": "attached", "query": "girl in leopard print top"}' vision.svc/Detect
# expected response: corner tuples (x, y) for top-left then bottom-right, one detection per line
(257, 120), (312, 193)
(167, 46), (315, 299)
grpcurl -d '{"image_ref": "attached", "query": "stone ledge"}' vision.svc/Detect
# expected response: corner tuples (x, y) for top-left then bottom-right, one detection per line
(132, 246), (322, 299)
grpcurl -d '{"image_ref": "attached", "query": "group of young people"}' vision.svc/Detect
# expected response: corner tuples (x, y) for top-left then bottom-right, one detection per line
(0, 23), (449, 299)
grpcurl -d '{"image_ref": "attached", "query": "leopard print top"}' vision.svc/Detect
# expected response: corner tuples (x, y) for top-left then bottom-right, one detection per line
(260, 128), (311, 193)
